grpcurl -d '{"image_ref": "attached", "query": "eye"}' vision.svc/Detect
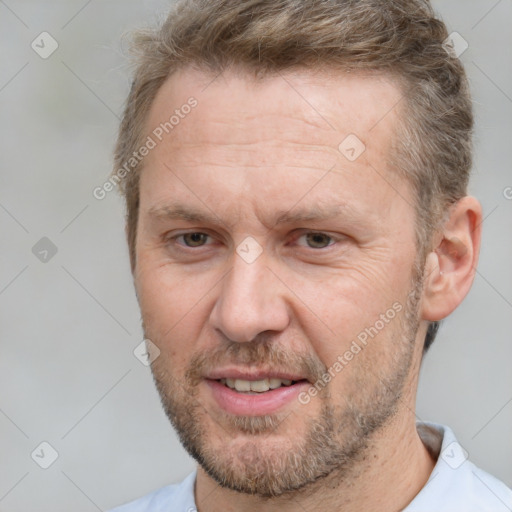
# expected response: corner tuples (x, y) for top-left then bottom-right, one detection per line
(297, 232), (335, 249)
(176, 232), (211, 247)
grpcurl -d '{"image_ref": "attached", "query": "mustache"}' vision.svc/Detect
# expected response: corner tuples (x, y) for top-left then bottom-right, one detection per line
(185, 336), (328, 386)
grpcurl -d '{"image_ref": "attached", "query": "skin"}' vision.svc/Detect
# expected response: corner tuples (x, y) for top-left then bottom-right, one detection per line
(133, 67), (482, 511)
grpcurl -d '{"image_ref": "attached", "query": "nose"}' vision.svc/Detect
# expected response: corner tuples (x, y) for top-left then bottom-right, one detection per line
(209, 251), (290, 343)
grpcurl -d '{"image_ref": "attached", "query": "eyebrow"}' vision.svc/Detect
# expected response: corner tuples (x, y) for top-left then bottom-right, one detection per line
(274, 205), (351, 224)
(147, 204), (225, 225)
(146, 202), (360, 228)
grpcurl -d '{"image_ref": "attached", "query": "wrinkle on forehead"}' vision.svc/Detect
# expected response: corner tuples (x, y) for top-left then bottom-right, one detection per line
(144, 65), (403, 161)
(139, 66), (411, 234)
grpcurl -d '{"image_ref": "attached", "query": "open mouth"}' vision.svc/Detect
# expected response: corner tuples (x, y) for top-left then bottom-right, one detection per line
(207, 375), (311, 415)
(217, 378), (307, 394)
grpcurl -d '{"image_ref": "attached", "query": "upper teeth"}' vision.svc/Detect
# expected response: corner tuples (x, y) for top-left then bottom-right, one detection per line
(220, 378), (294, 393)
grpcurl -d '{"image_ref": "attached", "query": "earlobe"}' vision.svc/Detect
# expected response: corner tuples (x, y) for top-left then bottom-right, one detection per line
(421, 196), (482, 322)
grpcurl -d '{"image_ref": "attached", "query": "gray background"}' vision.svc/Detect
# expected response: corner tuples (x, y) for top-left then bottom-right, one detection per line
(1, 0), (511, 510)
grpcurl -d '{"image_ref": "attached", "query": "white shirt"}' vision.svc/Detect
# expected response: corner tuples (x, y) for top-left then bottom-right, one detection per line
(108, 422), (512, 511)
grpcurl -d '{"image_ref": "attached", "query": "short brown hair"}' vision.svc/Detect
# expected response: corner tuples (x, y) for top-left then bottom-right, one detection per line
(114, 0), (473, 351)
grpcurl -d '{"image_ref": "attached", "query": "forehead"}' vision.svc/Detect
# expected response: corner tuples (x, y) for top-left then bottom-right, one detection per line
(139, 66), (409, 221)
(146, 65), (403, 151)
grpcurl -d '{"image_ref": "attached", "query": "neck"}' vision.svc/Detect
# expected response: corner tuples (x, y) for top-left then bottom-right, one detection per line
(194, 407), (436, 512)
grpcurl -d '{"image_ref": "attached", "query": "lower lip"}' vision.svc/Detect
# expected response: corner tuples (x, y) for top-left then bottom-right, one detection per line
(205, 379), (310, 416)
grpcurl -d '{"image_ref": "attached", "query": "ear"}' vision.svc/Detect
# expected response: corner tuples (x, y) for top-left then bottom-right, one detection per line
(421, 196), (482, 322)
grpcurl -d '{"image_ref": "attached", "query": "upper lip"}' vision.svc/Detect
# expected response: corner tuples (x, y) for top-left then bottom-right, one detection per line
(204, 368), (309, 382)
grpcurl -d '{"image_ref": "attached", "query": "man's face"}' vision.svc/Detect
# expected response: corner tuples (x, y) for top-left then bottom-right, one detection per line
(134, 68), (424, 496)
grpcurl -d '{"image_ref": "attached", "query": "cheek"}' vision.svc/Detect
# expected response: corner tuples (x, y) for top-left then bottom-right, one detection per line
(135, 263), (213, 352)
(294, 269), (409, 365)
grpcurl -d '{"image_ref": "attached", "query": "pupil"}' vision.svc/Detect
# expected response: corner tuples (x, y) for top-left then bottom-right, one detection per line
(185, 233), (206, 246)
(307, 233), (329, 248)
